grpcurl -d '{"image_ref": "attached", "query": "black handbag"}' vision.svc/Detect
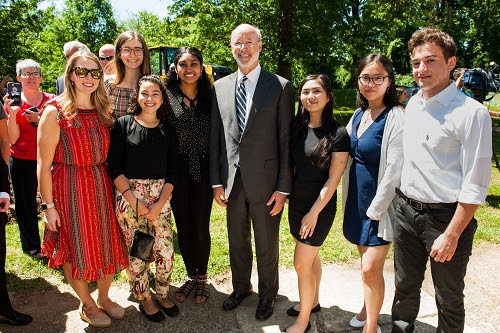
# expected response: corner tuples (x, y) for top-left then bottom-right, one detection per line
(129, 198), (154, 261)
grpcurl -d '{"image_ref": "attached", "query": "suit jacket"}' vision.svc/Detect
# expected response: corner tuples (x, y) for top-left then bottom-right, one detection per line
(55, 75), (64, 96)
(210, 68), (294, 203)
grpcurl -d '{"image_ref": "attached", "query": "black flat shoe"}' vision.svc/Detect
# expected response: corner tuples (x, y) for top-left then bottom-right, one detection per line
(0, 310), (33, 326)
(139, 304), (165, 322)
(222, 289), (253, 311)
(281, 321), (311, 333)
(155, 299), (179, 317)
(286, 303), (321, 317)
(255, 298), (274, 320)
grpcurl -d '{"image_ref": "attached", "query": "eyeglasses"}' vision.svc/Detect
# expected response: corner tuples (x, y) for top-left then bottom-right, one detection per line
(232, 41), (257, 49)
(99, 55), (114, 61)
(120, 47), (144, 56)
(71, 67), (103, 79)
(358, 75), (388, 86)
(20, 72), (41, 78)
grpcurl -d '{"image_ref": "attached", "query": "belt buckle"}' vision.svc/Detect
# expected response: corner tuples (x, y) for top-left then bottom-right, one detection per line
(409, 199), (423, 210)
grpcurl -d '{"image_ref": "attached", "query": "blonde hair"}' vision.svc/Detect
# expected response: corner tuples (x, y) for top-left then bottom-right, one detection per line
(111, 31), (151, 85)
(56, 50), (113, 127)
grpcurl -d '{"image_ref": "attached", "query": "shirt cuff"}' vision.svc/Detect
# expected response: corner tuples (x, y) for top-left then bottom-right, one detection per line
(212, 185), (223, 188)
(0, 192), (9, 199)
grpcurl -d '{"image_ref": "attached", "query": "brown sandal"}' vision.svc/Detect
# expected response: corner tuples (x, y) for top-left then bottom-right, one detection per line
(194, 277), (209, 304)
(175, 277), (196, 302)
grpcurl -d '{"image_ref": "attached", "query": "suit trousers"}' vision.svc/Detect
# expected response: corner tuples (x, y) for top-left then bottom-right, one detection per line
(0, 212), (13, 314)
(391, 196), (476, 333)
(226, 169), (281, 300)
(9, 156), (40, 253)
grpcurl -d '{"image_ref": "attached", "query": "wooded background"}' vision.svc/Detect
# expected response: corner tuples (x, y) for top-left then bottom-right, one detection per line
(1, 0), (498, 92)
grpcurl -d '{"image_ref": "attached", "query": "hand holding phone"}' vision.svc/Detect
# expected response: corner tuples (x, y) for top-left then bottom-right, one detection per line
(6, 82), (22, 106)
(26, 106), (40, 126)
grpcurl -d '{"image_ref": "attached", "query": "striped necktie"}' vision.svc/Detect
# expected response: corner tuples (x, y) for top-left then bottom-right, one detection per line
(236, 76), (248, 137)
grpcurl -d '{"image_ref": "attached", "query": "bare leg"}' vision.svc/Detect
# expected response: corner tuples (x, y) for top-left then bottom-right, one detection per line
(97, 274), (121, 311)
(358, 244), (390, 333)
(286, 240), (320, 333)
(62, 263), (104, 319)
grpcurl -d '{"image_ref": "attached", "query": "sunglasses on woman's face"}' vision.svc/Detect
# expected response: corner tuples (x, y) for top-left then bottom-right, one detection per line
(71, 67), (103, 79)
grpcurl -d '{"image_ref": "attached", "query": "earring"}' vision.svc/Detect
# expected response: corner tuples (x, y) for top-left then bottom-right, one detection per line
(71, 81), (74, 86)
(176, 72), (179, 81)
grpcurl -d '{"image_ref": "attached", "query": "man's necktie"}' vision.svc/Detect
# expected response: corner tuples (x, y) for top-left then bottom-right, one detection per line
(236, 76), (248, 138)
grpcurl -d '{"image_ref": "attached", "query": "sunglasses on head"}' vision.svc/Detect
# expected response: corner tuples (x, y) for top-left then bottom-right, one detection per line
(99, 55), (114, 61)
(71, 67), (103, 79)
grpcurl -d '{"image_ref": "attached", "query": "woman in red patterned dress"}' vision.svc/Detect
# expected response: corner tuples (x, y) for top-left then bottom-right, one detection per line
(37, 51), (128, 328)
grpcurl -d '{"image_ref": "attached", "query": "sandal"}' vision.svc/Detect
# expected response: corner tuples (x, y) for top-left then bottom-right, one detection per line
(97, 297), (125, 319)
(194, 277), (209, 304)
(28, 249), (44, 259)
(175, 277), (196, 302)
(80, 303), (111, 328)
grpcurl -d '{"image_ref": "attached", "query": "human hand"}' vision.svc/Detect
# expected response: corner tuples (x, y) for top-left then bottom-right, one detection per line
(266, 191), (286, 216)
(299, 211), (318, 239)
(430, 233), (458, 262)
(213, 186), (227, 207)
(143, 201), (163, 221)
(0, 198), (10, 212)
(2, 94), (19, 115)
(134, 199), (150, 217)
(44, 208), (61, 232)
(25, 109), (40, 123)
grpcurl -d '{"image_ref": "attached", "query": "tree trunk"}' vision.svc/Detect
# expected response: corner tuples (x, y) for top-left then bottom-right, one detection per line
(277, 0), (293, 81)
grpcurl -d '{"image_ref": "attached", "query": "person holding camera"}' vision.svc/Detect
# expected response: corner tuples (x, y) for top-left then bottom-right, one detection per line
(2, 59), (54, 259)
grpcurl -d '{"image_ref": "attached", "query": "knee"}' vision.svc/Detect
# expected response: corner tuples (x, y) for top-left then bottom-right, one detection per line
(361, 262), (383, 285)
(294, 257), (312, 276)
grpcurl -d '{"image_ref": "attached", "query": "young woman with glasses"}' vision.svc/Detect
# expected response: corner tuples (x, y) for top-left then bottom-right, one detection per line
(2, 59), (54, 259)
(37, 51), (128, 328)
(105, 31), (151, 119)
(342, 53), (405, 333)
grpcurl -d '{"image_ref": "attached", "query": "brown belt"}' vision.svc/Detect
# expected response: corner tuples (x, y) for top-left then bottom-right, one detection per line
(396, 188), (457, 211)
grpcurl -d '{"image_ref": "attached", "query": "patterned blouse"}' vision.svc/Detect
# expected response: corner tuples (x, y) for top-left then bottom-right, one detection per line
(105, 79), (133, 119)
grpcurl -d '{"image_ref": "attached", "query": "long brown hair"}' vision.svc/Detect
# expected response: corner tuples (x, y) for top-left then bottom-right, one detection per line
(56, 50), (113, 127)
(111, 30), (151, 85)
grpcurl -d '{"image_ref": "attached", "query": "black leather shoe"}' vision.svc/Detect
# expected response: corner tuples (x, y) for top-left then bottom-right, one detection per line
(155, 299), (179, 317)
(255, 298), (274, 320)
(281, 321), (311, 333)
(0, 310), (33, 326)
(139, 304), (165, 322)
(222, 289), (253, 311)
(286, 303), (321, 317)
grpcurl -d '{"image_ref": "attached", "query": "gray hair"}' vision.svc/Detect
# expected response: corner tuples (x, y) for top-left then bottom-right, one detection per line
(16, 59), (42, 76)
(231, 24), (262, 44)
(63, 41), (90, 57)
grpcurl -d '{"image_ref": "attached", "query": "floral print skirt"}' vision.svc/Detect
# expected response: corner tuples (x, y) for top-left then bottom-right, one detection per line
(116, 178), (174, 301)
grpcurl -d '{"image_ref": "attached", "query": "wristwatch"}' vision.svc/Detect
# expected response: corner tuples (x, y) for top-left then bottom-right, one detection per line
(41, 202), (55, 210)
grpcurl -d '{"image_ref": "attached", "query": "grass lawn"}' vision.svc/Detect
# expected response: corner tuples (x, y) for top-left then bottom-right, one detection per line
(5, 91), (500, 291)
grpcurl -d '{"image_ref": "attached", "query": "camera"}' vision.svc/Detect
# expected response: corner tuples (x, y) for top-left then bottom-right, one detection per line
(463, 62), (499, 103)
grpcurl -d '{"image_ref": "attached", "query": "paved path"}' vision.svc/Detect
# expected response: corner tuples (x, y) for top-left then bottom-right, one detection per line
(2, 243), (498, 332)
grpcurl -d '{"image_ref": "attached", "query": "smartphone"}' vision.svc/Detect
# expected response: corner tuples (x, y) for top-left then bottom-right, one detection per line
(27, 106), (39, 127)
(7, 82), (22, 106)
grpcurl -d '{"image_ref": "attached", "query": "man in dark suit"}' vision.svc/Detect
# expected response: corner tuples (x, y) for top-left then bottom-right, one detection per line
(0, 102), (32, 325)
(210, 23), (294, 321)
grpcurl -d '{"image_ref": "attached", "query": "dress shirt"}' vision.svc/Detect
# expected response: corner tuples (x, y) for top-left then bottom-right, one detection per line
(0, 192), (8, 199)
(236, 64), (261, 126)
(400, 81), (492, 204)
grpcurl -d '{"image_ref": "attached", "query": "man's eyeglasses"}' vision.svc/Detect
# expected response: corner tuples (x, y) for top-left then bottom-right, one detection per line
(20, 72), (41, 79)
(99, 56), (114, 61)
(71, 67), (103, 79)
(358, 75), (388, 86)
(120, 47), (144, 56)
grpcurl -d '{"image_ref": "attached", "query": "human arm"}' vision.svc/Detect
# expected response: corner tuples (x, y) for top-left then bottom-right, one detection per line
(0, 156), (9, 212)
(3, 94), (20, 144)
(37, 105), (60, 231)
(300, 151), (349, 239)
(209, 87), (226, 207)
(0, 118), (9, 164)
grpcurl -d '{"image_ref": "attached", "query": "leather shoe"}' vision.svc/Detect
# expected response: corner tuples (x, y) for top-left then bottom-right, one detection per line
(222, 289), (253, 311)
(286, 303), (321, 317)
(155, 299), (179, 317)
(281, 321), (311, 333)
(0, 310), (33, 326)
(139, 304), (165, 322)
(255, 298), (274, 320)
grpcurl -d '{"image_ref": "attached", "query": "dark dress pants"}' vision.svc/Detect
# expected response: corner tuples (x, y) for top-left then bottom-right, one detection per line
(0, 212), (13, 314)
(171, 154), (212, 277)
(226, 170), (281, 300)
(391, 196), (476, 333)
(9, 157), (40, 253)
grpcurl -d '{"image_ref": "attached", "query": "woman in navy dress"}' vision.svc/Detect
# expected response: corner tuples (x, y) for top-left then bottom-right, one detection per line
(342, 54), (405, 333)
(283, 74), (349, 333)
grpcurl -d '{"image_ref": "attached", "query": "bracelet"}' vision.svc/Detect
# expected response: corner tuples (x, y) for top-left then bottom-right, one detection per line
(122, 187), (132, 196)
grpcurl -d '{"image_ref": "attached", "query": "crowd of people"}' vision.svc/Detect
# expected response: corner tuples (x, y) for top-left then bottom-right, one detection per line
(0, 24), (493, 333)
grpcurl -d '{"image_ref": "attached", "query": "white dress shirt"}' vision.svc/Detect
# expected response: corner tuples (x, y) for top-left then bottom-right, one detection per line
(400, 81), (492, 204)
(236, 64), (261, 126)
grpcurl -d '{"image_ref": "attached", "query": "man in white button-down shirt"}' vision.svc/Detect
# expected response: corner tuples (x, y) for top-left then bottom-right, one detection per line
(391, 28), (492, 333)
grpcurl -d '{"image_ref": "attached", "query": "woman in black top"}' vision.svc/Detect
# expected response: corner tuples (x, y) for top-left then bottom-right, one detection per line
(283, 74), (349, 333)
(107, 74), (178, 322)
(165, 47), (213, 304)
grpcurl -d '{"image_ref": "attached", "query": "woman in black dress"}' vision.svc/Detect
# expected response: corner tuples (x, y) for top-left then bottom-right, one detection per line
(283, 74), (349, 333)
(165, 47), (213, 304)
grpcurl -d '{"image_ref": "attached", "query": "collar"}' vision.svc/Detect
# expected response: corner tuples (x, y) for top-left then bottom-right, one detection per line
(237, 64), (261, 83)
(415, 80), (458, 108)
